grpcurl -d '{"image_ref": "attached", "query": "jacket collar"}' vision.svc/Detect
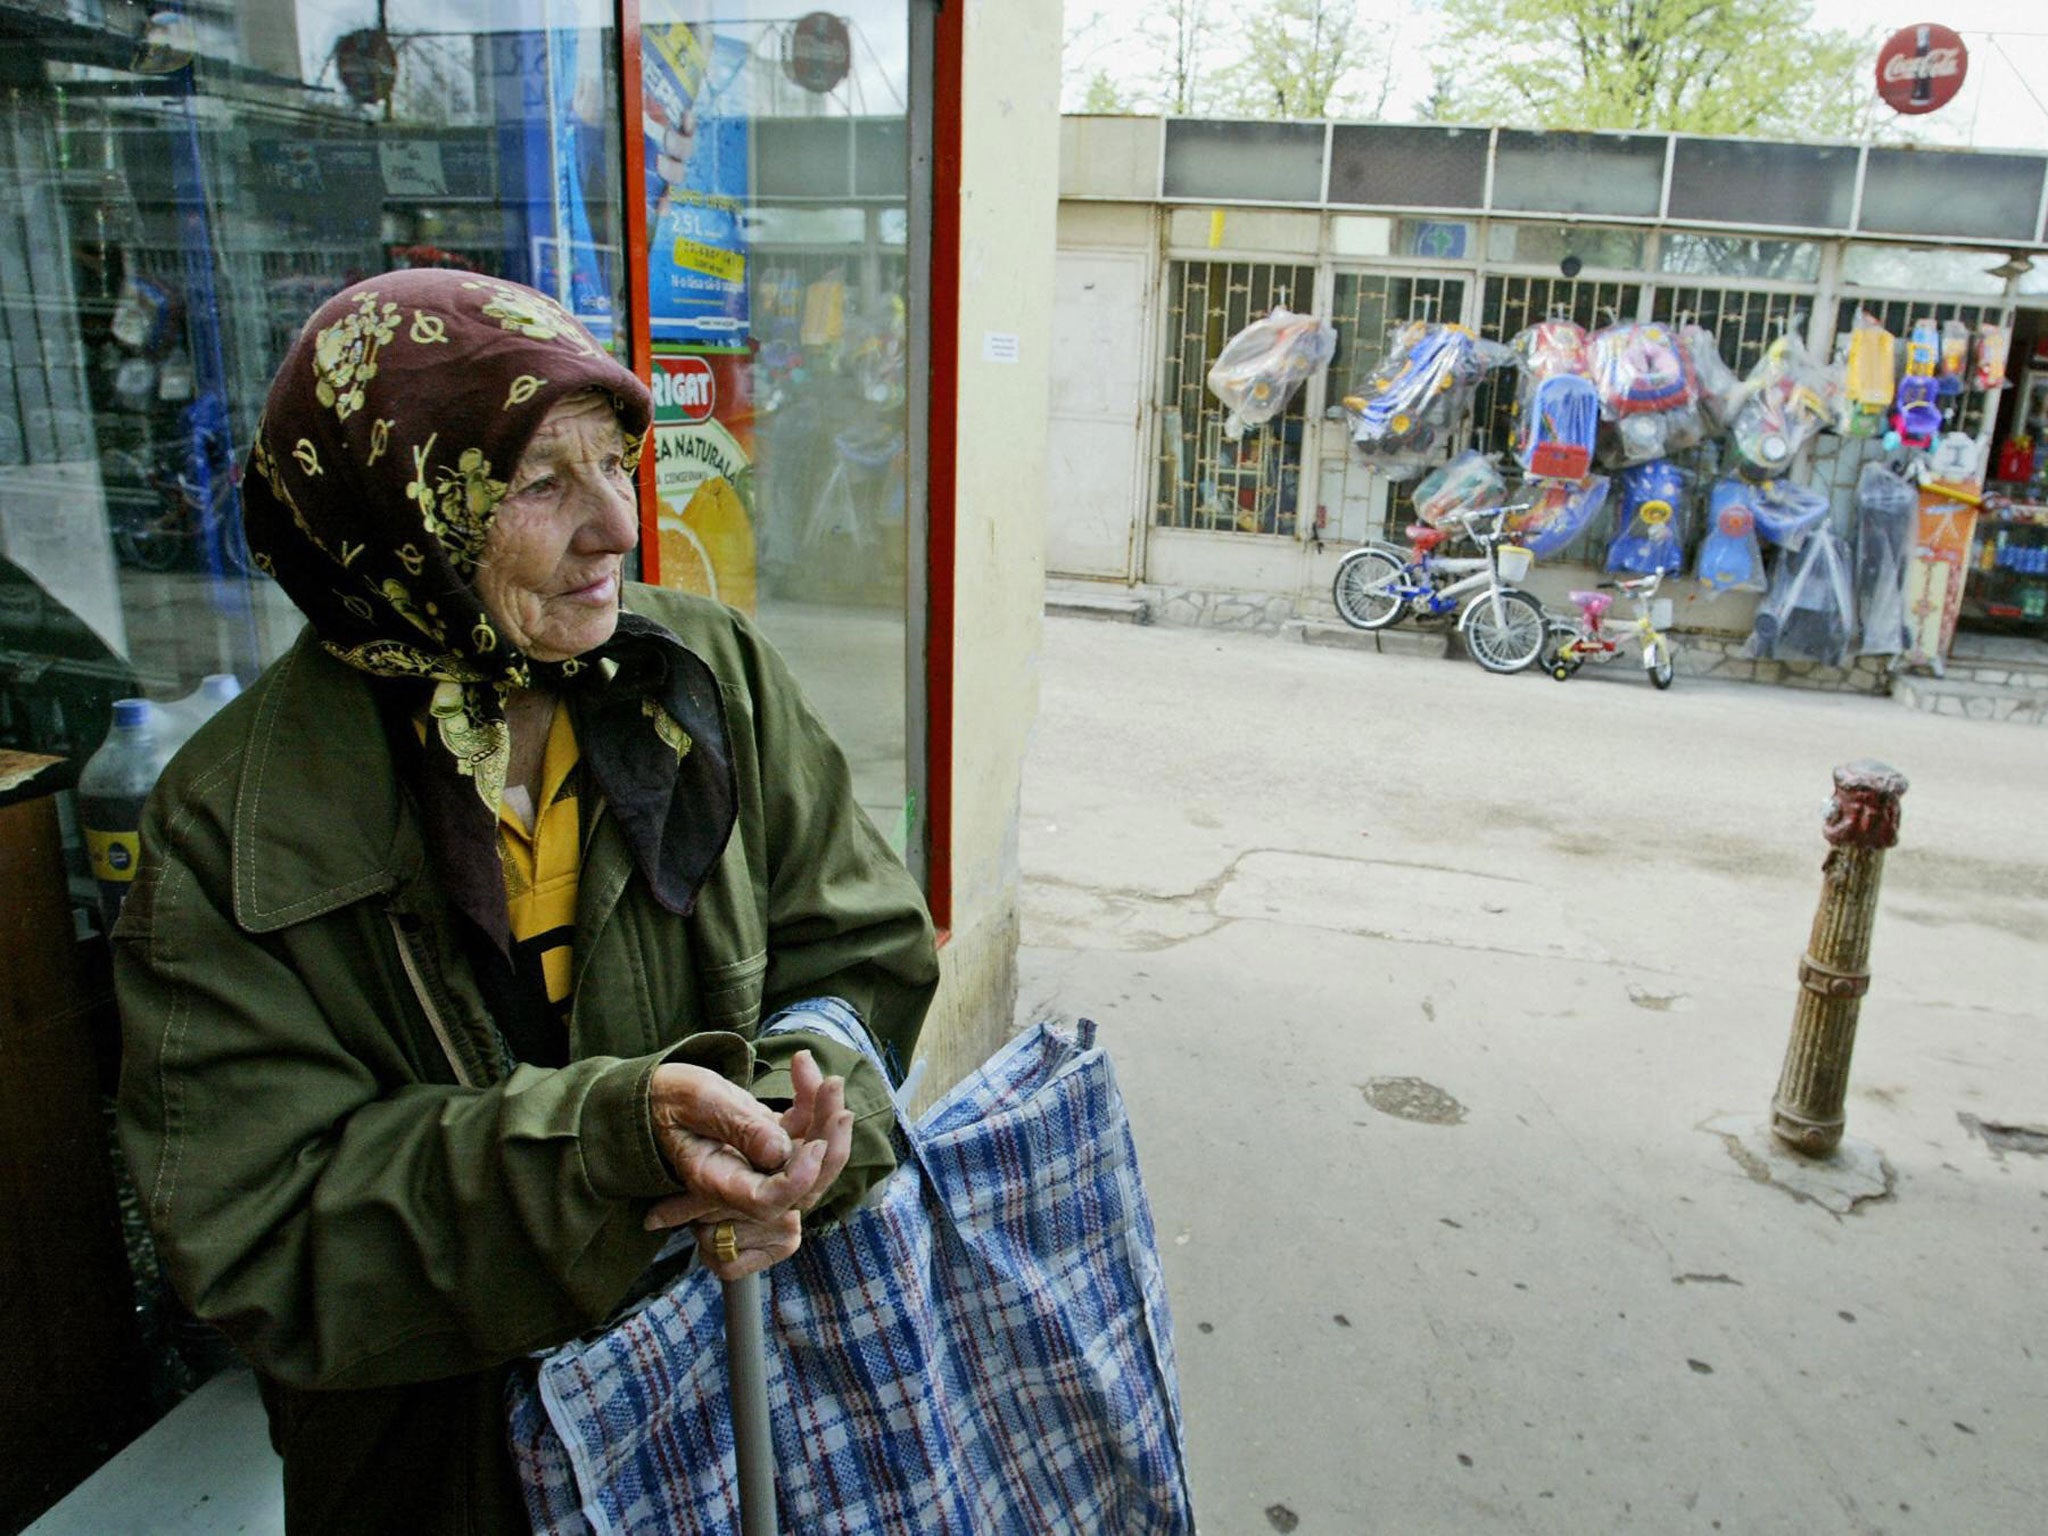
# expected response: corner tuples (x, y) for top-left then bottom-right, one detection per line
(231, 630), (418, 933)
(227, 606), (739, 936)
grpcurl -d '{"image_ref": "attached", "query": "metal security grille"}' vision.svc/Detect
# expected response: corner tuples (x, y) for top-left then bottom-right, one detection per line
(1469, 276), (1645, 459)
(1832, 298), (2010, 440)
(1651, 286), (1807, 381)
(1327, 272), (1468, 395)
(1155, 259), (1317, 535)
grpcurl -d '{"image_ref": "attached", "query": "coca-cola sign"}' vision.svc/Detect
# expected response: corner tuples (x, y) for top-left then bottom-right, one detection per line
(1876, 23), (1968, 115)
(783, 13), (852, 95)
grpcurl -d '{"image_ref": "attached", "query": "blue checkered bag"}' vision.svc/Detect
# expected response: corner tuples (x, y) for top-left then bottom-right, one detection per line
(507, 1005), (1194, 1535)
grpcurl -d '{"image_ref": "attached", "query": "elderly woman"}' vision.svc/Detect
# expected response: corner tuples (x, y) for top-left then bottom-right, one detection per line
(114, 270), (938, 1533)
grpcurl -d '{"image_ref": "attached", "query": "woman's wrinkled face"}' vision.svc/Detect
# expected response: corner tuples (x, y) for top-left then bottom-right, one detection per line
(476, 391), (639, 663)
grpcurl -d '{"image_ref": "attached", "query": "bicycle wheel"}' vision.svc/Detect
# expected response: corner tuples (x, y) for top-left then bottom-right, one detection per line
(1460, 588), (1547, 674)
(1331, 548), (1407, 630)
(1647, 638), (1676, 690)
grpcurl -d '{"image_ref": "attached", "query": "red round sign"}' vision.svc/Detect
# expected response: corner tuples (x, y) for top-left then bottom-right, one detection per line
(783, 13), (852, 96)
(654, 356), (717, 425)
(1876, 23), (1968, 116)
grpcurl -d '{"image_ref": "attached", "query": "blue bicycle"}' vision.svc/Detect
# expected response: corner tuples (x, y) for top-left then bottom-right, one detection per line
(1330, 506), (1548, 674)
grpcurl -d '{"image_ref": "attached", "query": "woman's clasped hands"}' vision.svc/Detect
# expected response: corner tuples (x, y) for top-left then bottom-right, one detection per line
(644, 1048), (852, 1280)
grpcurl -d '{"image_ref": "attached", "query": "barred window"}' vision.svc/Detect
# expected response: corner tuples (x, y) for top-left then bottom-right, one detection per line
(1154, 260), (1317, 537)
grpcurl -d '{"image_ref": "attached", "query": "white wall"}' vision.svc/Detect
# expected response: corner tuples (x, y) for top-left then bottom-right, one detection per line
(917, 0), (1061, 1098)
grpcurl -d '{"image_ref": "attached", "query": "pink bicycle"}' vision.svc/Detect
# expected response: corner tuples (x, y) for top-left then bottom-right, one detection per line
(1544, 570), (1677, 689)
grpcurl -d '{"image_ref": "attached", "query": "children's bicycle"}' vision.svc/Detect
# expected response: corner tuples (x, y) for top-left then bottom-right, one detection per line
(1543, 570), (1678, 689)
(1330, 506), (1548, 674)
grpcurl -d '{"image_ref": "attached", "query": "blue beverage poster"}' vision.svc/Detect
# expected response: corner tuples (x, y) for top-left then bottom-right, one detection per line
(644, 24), (751, 346)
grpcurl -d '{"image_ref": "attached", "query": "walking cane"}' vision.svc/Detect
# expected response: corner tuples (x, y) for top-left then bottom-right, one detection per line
(724, 1272), (779, 1536)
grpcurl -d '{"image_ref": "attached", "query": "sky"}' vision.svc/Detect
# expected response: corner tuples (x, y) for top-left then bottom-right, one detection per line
(1063, 0), (2048, 152)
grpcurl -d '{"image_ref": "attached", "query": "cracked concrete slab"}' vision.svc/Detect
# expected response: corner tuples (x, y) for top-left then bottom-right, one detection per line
(1700, 1114), (1896, 1215)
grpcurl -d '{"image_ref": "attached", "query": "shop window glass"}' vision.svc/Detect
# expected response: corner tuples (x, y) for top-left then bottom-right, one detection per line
(1859, 149), (2047, 244)
(1491, 131), (1665, 219)
(1840, 244), (2009, 296)
(641, 1), (915, 848)
(0, 0), (628, 1511)
(1486, 222), (1645, 272)
(1328, 124), (1488, 211)
(1659, 235), (1821, 283)
(1, 0), (627, 854)
(1667, 140), (1856, 231)
(1163, 119), (1325, 205)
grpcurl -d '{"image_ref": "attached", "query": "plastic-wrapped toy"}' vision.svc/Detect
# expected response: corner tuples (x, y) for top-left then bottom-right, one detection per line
(1885, 318), (1942, 451)
(1412, 450), (1504, 526)
(1505, 474), (1609, 558)
(1839, 312), (1895, 438)
(1936, 319), (1971, 398)
(1589, 322), (1702, 464)
(1750, 478), (1831, 550)
(1974, 323), (2011, 392)
(1511, 317), (1598, 480)
(1515, 317), (1591, 381)
(1727, 333), (1833, 473)
(1750, 525), (1857, 668)
(1340, 320), (1512, 471)
(1606, 458), (1689, 575)
(1680, 323), (1741, 428)
(1923, 431), (1984, 497)
(1853, 461), (1916, 656)
(1695, 478), (1767, 594)
(1208, 307), (1337, 439)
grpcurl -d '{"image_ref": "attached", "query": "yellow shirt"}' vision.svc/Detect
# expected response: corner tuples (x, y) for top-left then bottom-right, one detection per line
(497, 704), (580, 1025)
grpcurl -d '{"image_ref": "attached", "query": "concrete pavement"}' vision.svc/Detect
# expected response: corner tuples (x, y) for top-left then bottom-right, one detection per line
(1016, 616), (2048, 1536)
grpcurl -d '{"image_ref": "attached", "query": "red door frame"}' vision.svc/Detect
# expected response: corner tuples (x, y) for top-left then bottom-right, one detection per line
(611, 0), (957, 932)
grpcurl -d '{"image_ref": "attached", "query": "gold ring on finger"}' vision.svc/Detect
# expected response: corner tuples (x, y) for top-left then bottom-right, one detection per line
(711, 1221), (740, 1264)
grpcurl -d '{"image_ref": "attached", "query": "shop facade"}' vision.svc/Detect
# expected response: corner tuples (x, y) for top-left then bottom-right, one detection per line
(1053, 115), (2048, 681)
(0, 1), (1058, 1525)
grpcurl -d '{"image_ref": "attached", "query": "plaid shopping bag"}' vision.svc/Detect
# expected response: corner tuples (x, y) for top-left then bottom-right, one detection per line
(508, 1005), (1194, 1536)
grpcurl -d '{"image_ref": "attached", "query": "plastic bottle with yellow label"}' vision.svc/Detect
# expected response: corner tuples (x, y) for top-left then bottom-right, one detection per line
(79, 698), (163, 930)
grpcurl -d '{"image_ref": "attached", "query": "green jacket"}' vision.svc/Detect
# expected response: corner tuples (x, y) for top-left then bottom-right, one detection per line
(114, 586), (939, 1534)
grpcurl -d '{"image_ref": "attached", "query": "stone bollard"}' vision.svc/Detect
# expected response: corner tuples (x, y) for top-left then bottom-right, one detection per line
(1770, 760), (1909, 1156)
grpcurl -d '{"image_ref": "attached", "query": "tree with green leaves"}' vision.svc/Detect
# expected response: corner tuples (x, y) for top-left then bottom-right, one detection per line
(1212, 0), (1391, 120)
(1434, 0), (1879, 138)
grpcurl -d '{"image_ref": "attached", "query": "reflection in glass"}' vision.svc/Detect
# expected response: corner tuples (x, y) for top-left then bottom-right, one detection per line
(1486, 223), (1645, 272)
(1660, 236), (1820, 283)
(641, 2), (912, 843)
(1491, 131), (1664, 219)
(0, 0), (635, 1447)
(1840, 245), (2009, 297)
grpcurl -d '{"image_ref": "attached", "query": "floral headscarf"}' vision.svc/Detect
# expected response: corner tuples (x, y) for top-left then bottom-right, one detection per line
(245, 270), (651, 795)
(245, 271), (733, 951)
